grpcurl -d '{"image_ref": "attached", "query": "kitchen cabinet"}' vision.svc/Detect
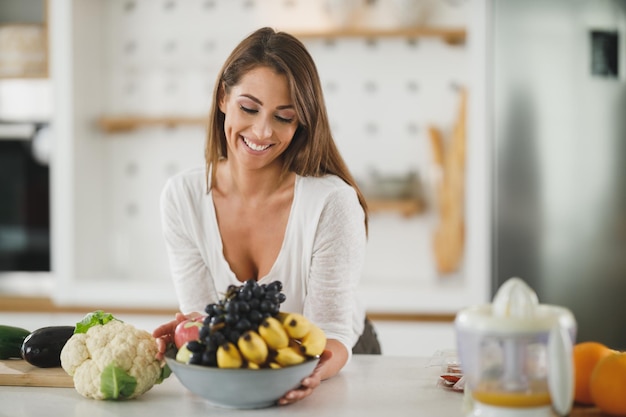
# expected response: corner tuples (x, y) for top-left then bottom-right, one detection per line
(372, 319), (456, 357)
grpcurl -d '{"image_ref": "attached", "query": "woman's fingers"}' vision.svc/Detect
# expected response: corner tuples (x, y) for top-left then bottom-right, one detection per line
(301, 376), (321, 390)
(155, 337), (169, 360)
(152, 313), (190, 360)
(278, 386), (314, 405)
(278, 369), (323, 405)
(152, 312), (189, 339)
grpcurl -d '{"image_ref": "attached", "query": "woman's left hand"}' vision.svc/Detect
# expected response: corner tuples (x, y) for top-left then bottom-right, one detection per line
(278, 349), (333, 406)
(152, 311), (199, 360)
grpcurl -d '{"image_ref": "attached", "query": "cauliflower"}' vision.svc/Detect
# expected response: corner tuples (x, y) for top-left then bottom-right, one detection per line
(61, 311), (169, 400)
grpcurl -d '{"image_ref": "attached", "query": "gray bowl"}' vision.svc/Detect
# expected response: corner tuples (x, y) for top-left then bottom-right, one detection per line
(165, 352), (319, 409)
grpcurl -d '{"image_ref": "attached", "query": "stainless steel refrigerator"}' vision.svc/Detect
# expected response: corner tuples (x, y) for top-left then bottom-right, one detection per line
(489, 0), (626, 348)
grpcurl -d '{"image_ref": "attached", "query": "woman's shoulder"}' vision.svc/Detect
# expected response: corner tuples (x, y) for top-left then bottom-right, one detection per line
(297, 174), (356, 195)
(161, 166), (208, 208)
(165, 166), (206, 192)
(296, 174), (359, 211)
(295, 174), (365, 239)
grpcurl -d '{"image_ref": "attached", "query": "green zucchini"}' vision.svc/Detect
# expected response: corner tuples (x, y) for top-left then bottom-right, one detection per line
(0, 325), (31, 359)
(21, 326), (75, 368)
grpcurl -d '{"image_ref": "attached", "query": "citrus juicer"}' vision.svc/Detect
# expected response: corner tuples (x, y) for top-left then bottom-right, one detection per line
(455, 277), (577, 417)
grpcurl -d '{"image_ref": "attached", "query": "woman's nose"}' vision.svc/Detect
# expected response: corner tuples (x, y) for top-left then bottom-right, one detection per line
(253, 117), (273, 139)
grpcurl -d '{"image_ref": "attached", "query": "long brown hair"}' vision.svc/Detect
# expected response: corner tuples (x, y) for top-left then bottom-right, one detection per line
(205, 27), (368, 232)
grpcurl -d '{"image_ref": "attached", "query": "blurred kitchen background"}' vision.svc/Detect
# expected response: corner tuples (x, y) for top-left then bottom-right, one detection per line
(1, 0), (624, 355)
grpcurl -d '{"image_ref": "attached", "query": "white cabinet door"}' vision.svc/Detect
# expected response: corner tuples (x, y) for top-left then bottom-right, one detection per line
(372, 320), (456, 357)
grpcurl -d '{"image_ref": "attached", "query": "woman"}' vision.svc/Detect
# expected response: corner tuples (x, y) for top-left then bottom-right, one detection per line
(153, 27), (380, 405)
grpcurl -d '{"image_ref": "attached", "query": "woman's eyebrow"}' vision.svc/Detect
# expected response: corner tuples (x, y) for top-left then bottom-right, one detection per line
(239, 94), (294, 110)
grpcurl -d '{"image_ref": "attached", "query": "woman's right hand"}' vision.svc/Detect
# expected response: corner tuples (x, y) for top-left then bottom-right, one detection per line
(152, 312), (197, 360)
(278, 349), (333, 405)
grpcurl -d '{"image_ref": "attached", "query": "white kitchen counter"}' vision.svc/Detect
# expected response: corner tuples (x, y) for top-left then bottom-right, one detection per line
(0, 355), (466, 417)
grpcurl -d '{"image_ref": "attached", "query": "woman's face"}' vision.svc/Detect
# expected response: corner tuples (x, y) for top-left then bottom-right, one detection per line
(219, 66), (298, 170)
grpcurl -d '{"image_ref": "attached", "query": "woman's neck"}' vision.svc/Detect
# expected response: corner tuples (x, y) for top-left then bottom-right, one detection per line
(216, 159), (293, 202)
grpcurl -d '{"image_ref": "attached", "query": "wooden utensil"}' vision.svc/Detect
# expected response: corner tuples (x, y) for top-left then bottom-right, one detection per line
(431, 87), (467, 275)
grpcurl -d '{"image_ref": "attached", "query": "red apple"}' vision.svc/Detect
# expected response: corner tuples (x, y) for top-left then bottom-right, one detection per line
(174, 317), (205, 349)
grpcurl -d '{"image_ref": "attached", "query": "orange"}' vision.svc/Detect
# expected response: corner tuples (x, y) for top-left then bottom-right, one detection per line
(573, 341), (614, 404)
(590, 352), (626, 416)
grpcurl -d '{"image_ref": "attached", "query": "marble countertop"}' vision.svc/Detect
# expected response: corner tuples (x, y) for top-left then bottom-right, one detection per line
(0, 355), (466, 417)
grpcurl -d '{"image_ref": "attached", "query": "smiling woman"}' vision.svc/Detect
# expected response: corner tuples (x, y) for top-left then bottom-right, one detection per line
(153, 27), (381, 407)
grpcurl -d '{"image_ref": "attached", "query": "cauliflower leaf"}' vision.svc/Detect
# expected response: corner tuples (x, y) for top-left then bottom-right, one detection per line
(75, 310), (117, 334)
(100, 364), (137, 400)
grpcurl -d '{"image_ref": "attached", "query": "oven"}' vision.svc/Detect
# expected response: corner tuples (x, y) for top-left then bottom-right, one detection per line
(0, 122), (50, 271)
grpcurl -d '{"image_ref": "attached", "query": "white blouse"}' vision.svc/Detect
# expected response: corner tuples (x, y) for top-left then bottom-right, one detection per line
(160, 166), (367, 353)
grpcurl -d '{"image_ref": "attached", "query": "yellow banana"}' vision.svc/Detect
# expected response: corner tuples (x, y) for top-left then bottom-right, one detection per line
(274, 343), (306, 367)
(258, 316), (289, 349)
(268, 362), (282, 369)
(237, 330), (268, 365)
(217, 342), (243, 368)
(247, 361), (260, 370)
(175, 343), (192, 364)
(300, 324), (327, 357)
(280, 312), (312, 339)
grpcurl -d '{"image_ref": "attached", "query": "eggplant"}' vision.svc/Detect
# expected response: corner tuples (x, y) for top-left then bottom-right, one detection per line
(21, 326), (75, 368)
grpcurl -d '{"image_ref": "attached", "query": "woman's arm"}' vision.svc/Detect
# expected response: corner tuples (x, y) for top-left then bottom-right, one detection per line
(277, 339), (347, 405)
(160, 177), (218, 314)
(317, 339), (349, 380)
(154, 177), (216, 358)
(304, 185), (367, 361)
(279, 185), (366, 405)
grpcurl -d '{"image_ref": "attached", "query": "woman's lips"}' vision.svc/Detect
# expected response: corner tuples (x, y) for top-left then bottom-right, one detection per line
(242, 136), (272, 151)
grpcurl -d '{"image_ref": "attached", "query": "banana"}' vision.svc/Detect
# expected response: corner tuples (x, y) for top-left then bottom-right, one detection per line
(217, 342), (243, 368)
(274, 343), (306, 366)
(280, 312), (312, 339)
(175, 343), (193, 364)
(299, 323), (327, 357)
(268, 362), (282, 369)
(247, 361), (260, 370)
(237, 330), (268, 365)
(258, 316), (289, 349)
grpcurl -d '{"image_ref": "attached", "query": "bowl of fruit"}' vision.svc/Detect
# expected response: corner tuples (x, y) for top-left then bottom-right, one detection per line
(165, 280), (324, 409)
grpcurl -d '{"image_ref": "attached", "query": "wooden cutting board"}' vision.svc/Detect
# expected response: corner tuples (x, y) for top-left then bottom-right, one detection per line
(0, 359), (73, 387)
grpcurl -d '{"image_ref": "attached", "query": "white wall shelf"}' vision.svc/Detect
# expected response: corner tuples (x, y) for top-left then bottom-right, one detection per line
(97, 115), (207, 132)
(367, 198), (424, 217)
(0, 0), (49, 79)
(289, 27), (466, 45)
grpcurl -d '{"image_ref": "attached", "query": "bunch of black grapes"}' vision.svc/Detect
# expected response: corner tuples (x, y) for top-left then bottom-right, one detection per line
(186, 279), (286, 367)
